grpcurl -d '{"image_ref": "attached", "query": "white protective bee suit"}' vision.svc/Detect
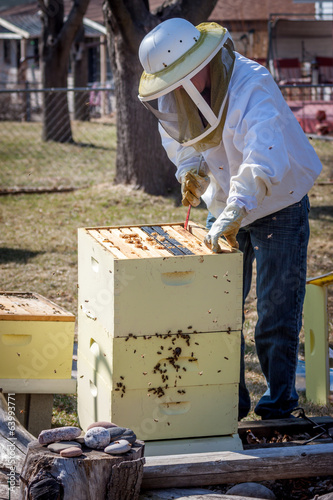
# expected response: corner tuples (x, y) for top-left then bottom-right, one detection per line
(160, 52), (322, 225)
(138, 18), (322, 420)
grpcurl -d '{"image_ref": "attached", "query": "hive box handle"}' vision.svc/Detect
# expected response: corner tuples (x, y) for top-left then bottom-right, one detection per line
(161, 271), (195, 286)
(159, 401), (191, 415)
(1, 334), (32, 346)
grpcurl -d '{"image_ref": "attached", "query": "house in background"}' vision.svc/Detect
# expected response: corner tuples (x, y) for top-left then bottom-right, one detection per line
(1, 0), (332, 88)
(0, 0), (332, 131)
(151, 0), (333, 82)
(0, 0), (108, 88)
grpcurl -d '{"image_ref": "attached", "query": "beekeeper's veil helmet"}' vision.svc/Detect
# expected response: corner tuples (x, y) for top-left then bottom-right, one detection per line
(138, 18), (235, 149)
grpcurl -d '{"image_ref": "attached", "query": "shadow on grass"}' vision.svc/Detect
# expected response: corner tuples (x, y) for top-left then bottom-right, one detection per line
(0, 248), (42, 264)
(74, 141), (114, 151)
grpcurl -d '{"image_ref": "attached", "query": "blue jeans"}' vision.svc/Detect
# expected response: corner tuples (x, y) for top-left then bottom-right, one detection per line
(206, 196), (310, 419)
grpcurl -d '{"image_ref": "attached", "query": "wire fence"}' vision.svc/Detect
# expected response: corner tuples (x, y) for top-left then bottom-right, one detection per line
(0, 84), (115, 121)
(0, 86), (117, 190)
(1, 83), (332, 191)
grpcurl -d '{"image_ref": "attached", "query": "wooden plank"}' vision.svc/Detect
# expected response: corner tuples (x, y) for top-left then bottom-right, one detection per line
(114, 227), (165, 259)
(84, 221), (187, 231)
(0, 292), (75, 321)
(188, 223), (235, 254)
(88, 223), (238, 258)
(0, 378), (77, 394)
(99, 228), (141, 259)
(142, 443), (333, 489)
(135, 227), (172, 258)
(165, 225), (212, 256)
(238, 416), (333, 442)
(90, 229), (128, 259)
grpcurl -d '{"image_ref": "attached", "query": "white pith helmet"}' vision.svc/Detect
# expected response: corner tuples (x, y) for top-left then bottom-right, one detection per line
(139, 18), (201, 74)
(137, 18), (235, 147)
(138, 18), (231, 99)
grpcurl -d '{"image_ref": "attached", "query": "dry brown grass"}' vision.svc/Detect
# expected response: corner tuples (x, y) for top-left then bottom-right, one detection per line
(0, 124), (332, 425)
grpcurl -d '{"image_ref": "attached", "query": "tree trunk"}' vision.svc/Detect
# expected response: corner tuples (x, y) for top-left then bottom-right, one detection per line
(20, 440), (145, 500)
(103, 5), (178, 196)
(40, 0), (73, 143)
(42, 65), (73, 143)
(73, 25), (90, 122)
(39, 0), (90, 142)
(102, 0), (219, 196)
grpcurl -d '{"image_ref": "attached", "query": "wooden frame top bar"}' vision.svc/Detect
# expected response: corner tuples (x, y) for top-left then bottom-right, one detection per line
(84, 221), (235, 259)
(0, 292), (75, 321)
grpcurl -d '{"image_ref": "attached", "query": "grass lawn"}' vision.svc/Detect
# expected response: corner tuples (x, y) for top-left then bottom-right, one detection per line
(0, 120), (332, 426)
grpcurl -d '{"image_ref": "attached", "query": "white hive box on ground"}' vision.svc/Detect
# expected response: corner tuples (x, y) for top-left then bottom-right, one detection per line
(0, 292), (75, 382)
(0, 292), (76, 436)
(77, 222), (243, 454)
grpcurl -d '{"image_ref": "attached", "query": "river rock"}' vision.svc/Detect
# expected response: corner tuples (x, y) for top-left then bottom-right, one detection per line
(104, 439), (131, 455)
(84, 426), (110, 449)
(74, 436), (85, 445)
(60, 446), (83, 458)
(38, 426), (82, 445)
(87, 421), (118, 430)
(121, 428), (137, 444)
(226, 482), (276, 499)
(108, 427), (126, 442)
(47, 441), (82, 453)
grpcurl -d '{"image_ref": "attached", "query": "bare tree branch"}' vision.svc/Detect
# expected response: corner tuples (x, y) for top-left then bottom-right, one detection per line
(60, 0), (91, 51)
(177, 0), (219, 24)
(104, 0), (155, 52)
(37, 0), (47, 15)
(152, 0), (218, 25)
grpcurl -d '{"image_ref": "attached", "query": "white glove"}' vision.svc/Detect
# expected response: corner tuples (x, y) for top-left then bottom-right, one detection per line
(180, 163), (210, 207)
(204, 203), (246, 251)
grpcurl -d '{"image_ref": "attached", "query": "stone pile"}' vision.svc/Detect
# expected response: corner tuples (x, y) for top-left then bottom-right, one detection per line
(38, 421), (137, 457)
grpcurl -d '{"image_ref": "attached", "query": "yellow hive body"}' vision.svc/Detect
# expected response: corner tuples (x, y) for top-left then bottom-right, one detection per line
(0, 292), (75, 381)
(77, 222), (243, 452)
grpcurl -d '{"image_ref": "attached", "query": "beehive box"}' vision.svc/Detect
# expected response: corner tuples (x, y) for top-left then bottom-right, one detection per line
(77, 222), (243, 440)
(0, 292), (75, 379)
(77, 222), (242, 337)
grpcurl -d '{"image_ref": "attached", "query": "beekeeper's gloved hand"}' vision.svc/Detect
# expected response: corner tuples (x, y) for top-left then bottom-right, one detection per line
(180, 163), (210, 207)
(204, 203), (246, 251)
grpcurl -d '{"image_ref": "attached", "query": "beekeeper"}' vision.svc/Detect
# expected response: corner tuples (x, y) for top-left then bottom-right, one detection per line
(138, 18), (322, 420)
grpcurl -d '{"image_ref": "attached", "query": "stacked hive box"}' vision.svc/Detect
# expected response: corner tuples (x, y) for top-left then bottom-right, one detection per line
(0, 292), (75, 435)
(77, 222), (243, 448)
(0, 292), (75, 382)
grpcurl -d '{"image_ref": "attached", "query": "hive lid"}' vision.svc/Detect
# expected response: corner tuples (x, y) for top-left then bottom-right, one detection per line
(83, 221), (235, 259)
(0, 292), (75, 321)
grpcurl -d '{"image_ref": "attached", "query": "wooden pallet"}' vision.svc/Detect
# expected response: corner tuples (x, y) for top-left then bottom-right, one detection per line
(141, 416), (333, 489)
(84, 221), (234, 260)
